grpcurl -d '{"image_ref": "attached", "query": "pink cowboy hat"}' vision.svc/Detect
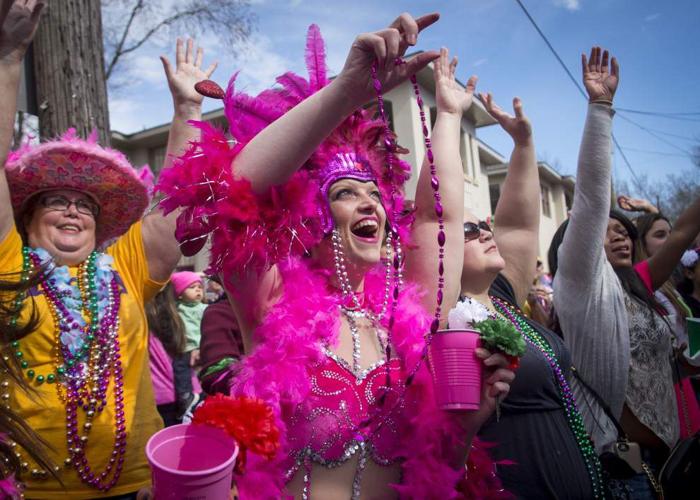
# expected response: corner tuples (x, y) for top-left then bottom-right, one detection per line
(5, 129), (153, 247)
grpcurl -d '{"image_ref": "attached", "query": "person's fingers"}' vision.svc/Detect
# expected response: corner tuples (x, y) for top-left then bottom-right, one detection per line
(486, 367), (515, 385)
(186, 38), (194, 64)
(581, 53), (588, 75)
(611, 56), (619, 79)
(474, 347), (491, 359)
(513, 97), (523, 119)
(601, 49), (609, 74)
(160, 55), (173, 78)
(489, 381), (511, 398)
(204, 61), (218, 78)
(449, 56), (458, 79)
(465, 75), (477, 95)
(402, 50), (439, 78)
(483, 351), (508, 368)
(380, 28), (401, 70)
(415, 12), (440, 33)
(30, 0), (44, 22)
(594, 46), (602, 73)
(389, 12), (419, 45)
(175, 38), (184, 65)
(195, 46), (203, 68)
(587, 46), (595, 71)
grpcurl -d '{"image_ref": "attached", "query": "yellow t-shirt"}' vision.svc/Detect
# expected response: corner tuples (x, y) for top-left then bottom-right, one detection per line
(0, 222), (166, 499)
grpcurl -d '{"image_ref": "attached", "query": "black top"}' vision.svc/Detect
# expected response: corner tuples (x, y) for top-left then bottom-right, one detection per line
(476, 274), (593, 499)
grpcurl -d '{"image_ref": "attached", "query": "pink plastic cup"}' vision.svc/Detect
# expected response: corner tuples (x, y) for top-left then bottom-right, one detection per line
(146, 423), (238, 500)
(428, 329), (482, 411)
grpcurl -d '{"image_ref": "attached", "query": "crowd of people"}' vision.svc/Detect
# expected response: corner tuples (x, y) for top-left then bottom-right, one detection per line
(0, 1), (698, 499)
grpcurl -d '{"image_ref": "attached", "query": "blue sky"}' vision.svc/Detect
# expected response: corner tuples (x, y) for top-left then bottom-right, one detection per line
(109, 0), (700, 189)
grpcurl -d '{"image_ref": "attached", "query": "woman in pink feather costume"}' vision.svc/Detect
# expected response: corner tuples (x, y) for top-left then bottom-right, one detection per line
(159, 13), (514, 499)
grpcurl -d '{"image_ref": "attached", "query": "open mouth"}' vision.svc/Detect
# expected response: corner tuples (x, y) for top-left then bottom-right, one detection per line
(351, 218), (379, 241)
(612, 244), (630, 257)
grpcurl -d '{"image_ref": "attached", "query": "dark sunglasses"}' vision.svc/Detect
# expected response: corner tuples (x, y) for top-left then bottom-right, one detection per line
(464, 220), (492, 241)
(40, 194), (100, 218)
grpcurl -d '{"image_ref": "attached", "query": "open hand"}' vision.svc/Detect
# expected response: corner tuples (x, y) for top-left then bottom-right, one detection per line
(335, 12), (440, 105)
(0, 0), (44, 63)
(161, 38), (218, 109)
(480, 93), (532, 146)
(582, 46), (619, 103)
(434, 47), (476, 116)
(617, 195), (658, 214)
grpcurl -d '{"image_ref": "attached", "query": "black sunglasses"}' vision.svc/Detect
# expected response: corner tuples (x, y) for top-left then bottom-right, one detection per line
(463, 220), (492, 241)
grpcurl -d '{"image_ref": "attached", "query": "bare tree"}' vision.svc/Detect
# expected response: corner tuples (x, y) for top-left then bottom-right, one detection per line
(102, 0), (254, 82)
(615, 169), (700, 221)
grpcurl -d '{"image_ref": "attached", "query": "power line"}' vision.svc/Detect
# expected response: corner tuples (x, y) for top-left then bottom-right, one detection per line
(615, 108), (700, 116)
(617, 146), (690, 158)
(616, 114), (693, 156)
(617, 109), (700, 122)
(513, 0), (648, 195)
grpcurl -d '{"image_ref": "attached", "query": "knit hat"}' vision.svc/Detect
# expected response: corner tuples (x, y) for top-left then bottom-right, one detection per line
(171, 271), (203, 297)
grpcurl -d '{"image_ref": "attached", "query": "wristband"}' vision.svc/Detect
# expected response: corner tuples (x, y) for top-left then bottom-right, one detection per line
(589, 98), (613, 106)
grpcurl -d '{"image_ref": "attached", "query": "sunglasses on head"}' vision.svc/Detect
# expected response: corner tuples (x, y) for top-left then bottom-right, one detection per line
(463, 220), (492, 241)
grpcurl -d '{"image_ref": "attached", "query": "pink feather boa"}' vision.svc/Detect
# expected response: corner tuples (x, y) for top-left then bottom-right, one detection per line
(226, 258), (505, 499)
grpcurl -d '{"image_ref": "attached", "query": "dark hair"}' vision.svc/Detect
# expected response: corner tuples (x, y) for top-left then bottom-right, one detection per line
(146, 283), (187, 358)
(0, 268), (57, 482)
(548, 219), (569, 278)
(548, 213), (666, 325)
(633, 213), (688, 319)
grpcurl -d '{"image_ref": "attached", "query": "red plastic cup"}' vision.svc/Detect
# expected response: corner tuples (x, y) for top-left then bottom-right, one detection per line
(428, 329), (482, 410)
(146, 423), (238, 500)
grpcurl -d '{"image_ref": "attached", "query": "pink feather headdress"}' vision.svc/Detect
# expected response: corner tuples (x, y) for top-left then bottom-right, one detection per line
(158, 25), (413, 271)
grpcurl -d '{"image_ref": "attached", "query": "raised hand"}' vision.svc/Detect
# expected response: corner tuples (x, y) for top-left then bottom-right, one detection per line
(0, 0), (44, 63)
(480, 93), (532, 146)
(434, 47), (476, 116)
(335, 12), (440, 105)
(582, 46), (619, 103)
(617, 195), (658, 214)
(160, 38), (218, 109)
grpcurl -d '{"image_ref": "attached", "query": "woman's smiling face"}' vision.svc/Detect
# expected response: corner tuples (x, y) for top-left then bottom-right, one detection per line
(328, 178), (387, 267)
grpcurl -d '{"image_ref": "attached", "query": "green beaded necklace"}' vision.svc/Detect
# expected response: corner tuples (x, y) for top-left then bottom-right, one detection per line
(492, 296), (605, 499)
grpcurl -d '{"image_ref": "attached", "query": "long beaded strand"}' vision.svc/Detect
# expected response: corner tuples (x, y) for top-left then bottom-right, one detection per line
(491, 296), (604, 499)
(12, 249), (127, 491)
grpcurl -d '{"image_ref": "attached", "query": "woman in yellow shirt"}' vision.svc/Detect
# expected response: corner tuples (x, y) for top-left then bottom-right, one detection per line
(0, 2), (216, 497)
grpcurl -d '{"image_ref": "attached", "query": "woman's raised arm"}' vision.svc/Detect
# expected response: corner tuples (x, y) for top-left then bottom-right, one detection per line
(233, 13), (440, 193)
(406, 48), (474, 325)
(0, 0), (43, 242)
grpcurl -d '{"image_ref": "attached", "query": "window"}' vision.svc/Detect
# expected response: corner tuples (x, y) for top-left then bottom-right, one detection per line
(461, 137), (470, 177)
(149, 146), (167, 175)
(541, 184), (551, 218)
(489, 183), (501, 215)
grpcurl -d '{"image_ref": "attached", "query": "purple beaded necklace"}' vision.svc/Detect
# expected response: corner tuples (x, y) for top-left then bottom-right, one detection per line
(351, 61), (444, 433)
(23, 250), (127, 491)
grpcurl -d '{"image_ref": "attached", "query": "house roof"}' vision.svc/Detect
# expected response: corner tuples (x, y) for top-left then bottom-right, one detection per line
(111, 51), (497, 147)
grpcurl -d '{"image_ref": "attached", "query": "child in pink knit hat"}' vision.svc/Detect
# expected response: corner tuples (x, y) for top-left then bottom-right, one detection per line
(171, 271), (207, 367)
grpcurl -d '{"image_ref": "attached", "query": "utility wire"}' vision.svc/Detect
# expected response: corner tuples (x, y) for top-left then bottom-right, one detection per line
(513, 0), (648, 195)
(616, 108), (700, 116)
(616, 114), (693, 156)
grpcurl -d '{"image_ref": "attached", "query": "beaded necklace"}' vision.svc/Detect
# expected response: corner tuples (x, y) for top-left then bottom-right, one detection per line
(10, 247), (127, 492)
(491, 296), (604, 499)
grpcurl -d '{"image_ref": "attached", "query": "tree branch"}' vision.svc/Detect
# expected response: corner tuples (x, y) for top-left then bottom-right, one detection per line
(105, 0), (145, 80)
